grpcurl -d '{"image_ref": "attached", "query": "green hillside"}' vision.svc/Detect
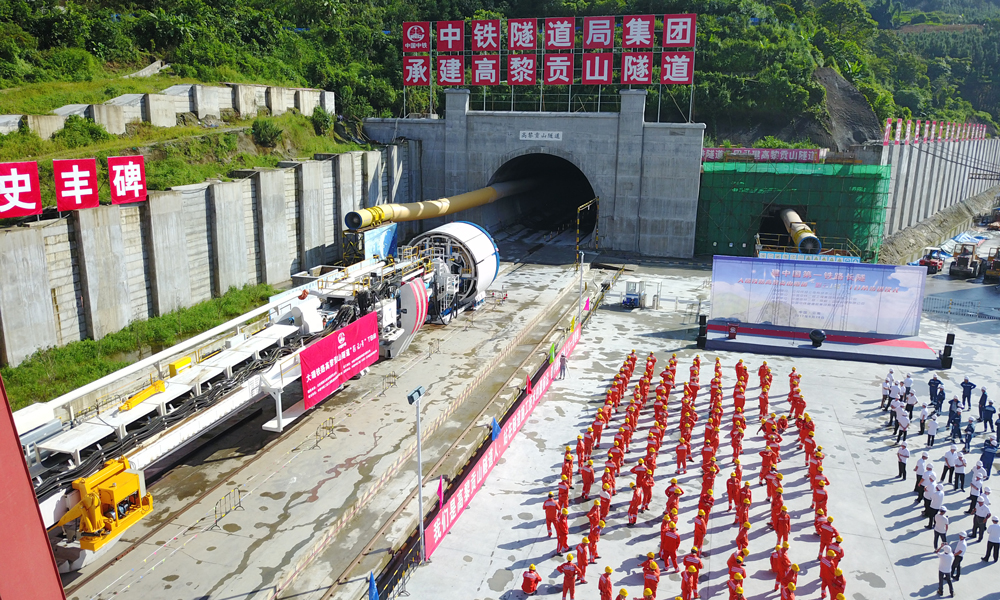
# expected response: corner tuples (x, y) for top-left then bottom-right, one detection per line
(0, 0), (997, 142)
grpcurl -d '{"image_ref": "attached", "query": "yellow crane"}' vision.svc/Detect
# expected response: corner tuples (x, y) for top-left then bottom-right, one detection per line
(48, 457), (153, 552)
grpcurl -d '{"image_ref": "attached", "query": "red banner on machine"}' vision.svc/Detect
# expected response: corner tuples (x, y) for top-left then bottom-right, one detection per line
(0, 374), (67, 600)
(300, 312), (379, 410)
(425, 325), (582, 558)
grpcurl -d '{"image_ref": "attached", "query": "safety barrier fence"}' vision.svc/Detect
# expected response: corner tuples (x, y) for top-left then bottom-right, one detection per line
(269, 274), (583, 599)
(209, 486), (244, 530)
(372, 268), (618, 599)
(923, 297), (1000, 321)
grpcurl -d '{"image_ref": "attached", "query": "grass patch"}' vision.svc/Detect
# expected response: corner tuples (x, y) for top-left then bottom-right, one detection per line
(2, 283), (278, 411)
(0, 74), (203, 116)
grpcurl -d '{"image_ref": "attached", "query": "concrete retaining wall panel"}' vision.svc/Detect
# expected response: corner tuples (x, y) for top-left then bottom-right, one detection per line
(232, 85), (260, 119)
(147, 191), (191, 315)
(74, 205), (132, 339)
(285, 168), (301, 276)
(256, 170), (291, 285)
(144, 94), (176, 127)
(335, 154), (358, 257)
(88, 104), (126, 135)
(268, 87), (290, 116)
(120, 205), (152, 321)
(321, 160), (338, 264)
(639, 124), (705, 258)
(26, 115), (66, 140)
(296, 89), (320, 115)
(0, 227), (57, 366)
(298, 161), (326, 270)
(209, 182), (248, 295)
(39, 220), (86, 346)
(320, 91), (335, 115)
(243, 176), (262, 284)
(362, 151), (383, 209)
(180, 185), (214, 303)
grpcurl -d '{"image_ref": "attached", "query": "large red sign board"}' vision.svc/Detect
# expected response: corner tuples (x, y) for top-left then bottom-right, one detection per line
(300, 312), (379, 409)
(107, 155), (147, 204)
(53, 158), (100, 211)
(425, 325), (581, 558)
(0, 161), (42, 218)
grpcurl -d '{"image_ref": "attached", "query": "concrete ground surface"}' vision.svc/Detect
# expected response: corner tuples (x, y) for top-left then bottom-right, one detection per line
(64, 230), (598, 600)
(403, 262), (1000, 600)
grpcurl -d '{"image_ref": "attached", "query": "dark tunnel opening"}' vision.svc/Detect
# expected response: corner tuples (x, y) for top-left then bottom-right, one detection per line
(488, 154), (596, 233)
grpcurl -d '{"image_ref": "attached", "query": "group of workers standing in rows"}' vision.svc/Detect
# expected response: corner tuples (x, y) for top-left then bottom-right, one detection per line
(522, 352), (847, 600)
(888, 369), (997, 597)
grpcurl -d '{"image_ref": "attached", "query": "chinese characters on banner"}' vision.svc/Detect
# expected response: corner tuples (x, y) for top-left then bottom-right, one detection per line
(400, 16), (698, 87)
(424, 325), (582, 558)
(53, 158), (99, 211)
(300, 312), (380, 410)
(107, 155), (147, 204)
(0, 161), (42, 218)
(0, 156), (150, 218)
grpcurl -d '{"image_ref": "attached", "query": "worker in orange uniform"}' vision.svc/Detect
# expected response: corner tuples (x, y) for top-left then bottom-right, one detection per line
(558, 554), (581, 600)
(680, 565), (698, 600)
(600, 484), (612, 520)
(692, 510), (708, 555)
(782, 563), (799, 593)
(616, 589), (629, 600)
(555, 508), (570, 554)
(610, 442), (625, 473)
(581, 459), (596, 500)
(759, 447), (777, 484)
(780, 582), (796, 600)
(819, 550), (837, 599)
(759, 385), (770, 419)
(727, 574), (744, 600)
(627, 482), (643, 525)
(676, 439), (691, 474)
(775, 505), (791, 544)
(758, 361), (769, 386)
(830, 568), (846, 598)
(576, 435), (587, 466)
(770, 545), (785, 591)
(813, 480), (829, 513)
(602, 466), (617, 496)
(726, 472), (741, 510)
(576, 538), (590, 583)
(598, 567), (614, 600)
(563, 451), (575, 486)
(522, 564), (542, 594)
(593, 416), (606, 449)
(641, 553), (660, 596)
(558, 475), (571, 508)
(661, 517), (681, 572)
(735, 521), (751, 552)
(589, 520), (605, 559)
(682, 548), (703, 598)
(544, 492), (559, 536)
(819, 516), (838, 559)
(587, 499), (602, 529)
(584, 427), (595, 460)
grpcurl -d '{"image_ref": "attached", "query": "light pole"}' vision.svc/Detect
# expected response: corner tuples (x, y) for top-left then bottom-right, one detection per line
(407, 386), (427, 563)
(577, 251), (585, 327)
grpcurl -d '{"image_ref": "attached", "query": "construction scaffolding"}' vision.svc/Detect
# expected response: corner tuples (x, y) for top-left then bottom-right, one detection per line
(696, 162), (891, 262)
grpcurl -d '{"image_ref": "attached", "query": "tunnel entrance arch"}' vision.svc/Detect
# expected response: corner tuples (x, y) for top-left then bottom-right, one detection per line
(486, 151), (597, 233)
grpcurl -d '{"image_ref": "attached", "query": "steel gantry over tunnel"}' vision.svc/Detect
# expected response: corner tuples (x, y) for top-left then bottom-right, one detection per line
(364, 89), (705, 258)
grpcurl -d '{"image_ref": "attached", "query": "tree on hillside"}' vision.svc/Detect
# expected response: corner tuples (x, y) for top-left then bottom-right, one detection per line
(869, 0), (902, 29)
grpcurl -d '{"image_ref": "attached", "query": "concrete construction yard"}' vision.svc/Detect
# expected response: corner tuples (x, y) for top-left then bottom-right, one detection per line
(62, 231), (1000, 600)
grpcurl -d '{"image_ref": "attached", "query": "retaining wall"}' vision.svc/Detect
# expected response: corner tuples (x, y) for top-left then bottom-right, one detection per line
(0, 146), (404, 367)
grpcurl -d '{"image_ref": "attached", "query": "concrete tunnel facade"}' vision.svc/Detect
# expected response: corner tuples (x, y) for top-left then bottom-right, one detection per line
(363, 89), (706, 258)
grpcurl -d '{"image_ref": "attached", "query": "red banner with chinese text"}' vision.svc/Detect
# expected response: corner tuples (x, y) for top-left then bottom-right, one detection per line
(300, 312), (379, 410)
(425, 325), (582, 558)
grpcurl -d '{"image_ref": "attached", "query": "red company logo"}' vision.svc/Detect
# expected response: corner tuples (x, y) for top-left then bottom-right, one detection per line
(338, 332), (347, 345)
(403, 21), (431, 52)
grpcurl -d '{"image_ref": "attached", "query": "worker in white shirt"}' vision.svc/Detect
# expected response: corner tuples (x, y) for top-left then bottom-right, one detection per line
(936, 543), (955, 597)
(888, 388), (902, 429)
(927, 417), (939, 448)
(981, 516), (1000, 563)
(905, 390), (918, 420)
(914, 453), (929, 494)
(933, 508), (949, 549)
(973, 461), (989, 482)
(968, 473), (984, 514)
(904, 373), (913, 397)
(921, 467), (937, 510)
(896, 413), (910, 445)
(897, 443), (910, 480)
(954, 452), (968, 492)
(881, 379), (891, 411)
(919, 404), (932, 436)
(973, 495), (991, 541)
(894, 395), (908, 436)
(927, 484), (946, 528)
(952, 531), (967, 581)
(942, 446), (960, 485)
